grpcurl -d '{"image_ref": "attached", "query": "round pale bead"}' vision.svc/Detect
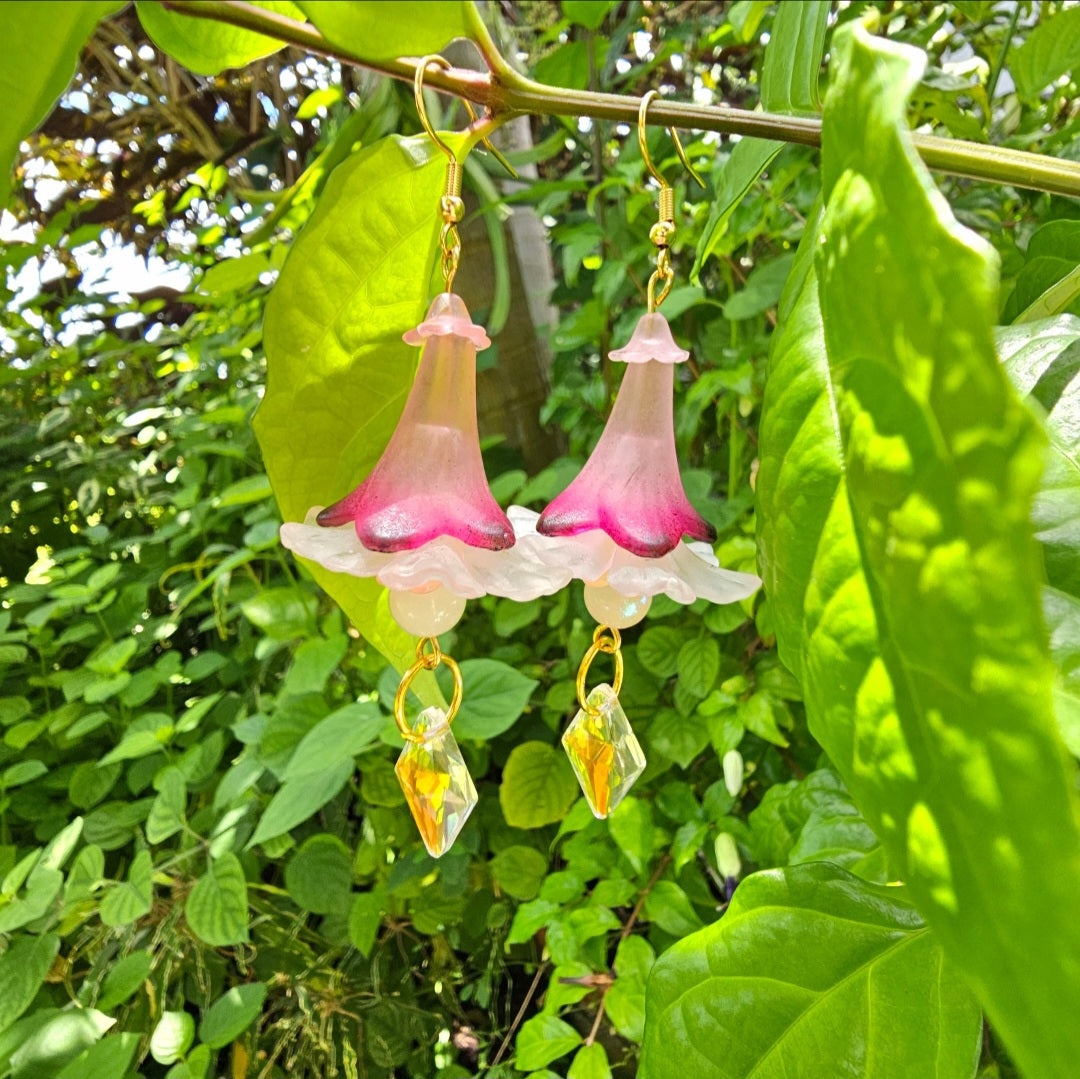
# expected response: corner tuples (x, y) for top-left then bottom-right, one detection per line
(389, 585), (466, 637)
(583, 583), (652, 629)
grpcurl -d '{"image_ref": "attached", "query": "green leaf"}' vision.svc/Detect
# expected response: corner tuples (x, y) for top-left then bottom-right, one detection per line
(636, 626), (683, 679)
(197, 983), (267, 1049)
(348, 890), (385, 957)
(441, 659), (538, 740)
(1011, 5), (1080, 97)
(0, 1), (123, 206)
(0, 934), (59, 1036)
(185, 853), (249, 947)
(748, 769), (880, 871)
(641, 865), (981, 1078)
(97, 951), (152, 1011)
(642, 880), (704, 937)
(648, 708), (709, 769)
(239, 588), (317, 640)
(737, 691), (789, 747)
(567, 1042), (612, 1079)
(499, 742), (579, 829)
(693, 0), (829, 278)
(146, 767), (186, 844)
(296, 1), (471, 60)
(761, 1), (828, 113)
(285, 834), (353, 913)
(490, 845), (548, 901)
(515, 1014), (582, 1071)
(283, 701), (385, 780)
(606, 935), (655, 1043)
(282, 634), (348, 697)
(563, 1), (615, 30)
(997, 315), (1080, 598)
(10, 1009), (114, 1079)
(248, 758), (353, 847)
(1045, 587), (1080, 755)
(258, 135), (454, 677)
(163, 1044), (210, 1079)
(135, 1), (302, 76)
(150, 1011), (195, 1066)
(55, 1033), (138, 1079)
(677, 638), (720, 698)
(608, 796), (653, 877)
(756, 26), (1080, 1079)
(99, 850), (153, 928)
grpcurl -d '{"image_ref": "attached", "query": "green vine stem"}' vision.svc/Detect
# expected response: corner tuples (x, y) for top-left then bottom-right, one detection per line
(160, 0), (1080, 198)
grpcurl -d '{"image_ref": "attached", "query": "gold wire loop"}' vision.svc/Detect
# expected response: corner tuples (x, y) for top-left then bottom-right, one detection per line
(637, 90), (706, 192)
(638, 90), (705, 313)
(394, 637), (464, 744)
(576, 625), (624, 715)
(414, 55), (519, 290)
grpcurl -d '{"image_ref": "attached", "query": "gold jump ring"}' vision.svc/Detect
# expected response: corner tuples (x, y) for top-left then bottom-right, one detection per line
(576, 625), (624, 714)
(394, 638), (463, 744)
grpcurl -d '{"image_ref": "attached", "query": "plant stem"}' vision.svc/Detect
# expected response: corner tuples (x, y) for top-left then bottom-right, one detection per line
(987, 2), (1023, 105)
(157, 0), (1080, 198)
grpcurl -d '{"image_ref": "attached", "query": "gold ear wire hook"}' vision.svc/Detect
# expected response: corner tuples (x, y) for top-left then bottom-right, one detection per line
(413, 55), (518, 176)
(637, 90), (705, 312)
(637, 90), (706, 192)
(414, 55), (518, 291)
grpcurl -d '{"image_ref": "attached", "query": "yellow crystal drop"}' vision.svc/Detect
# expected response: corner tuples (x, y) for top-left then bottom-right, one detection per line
(562, 683), (646, 819)
(395, 706), (477, 858)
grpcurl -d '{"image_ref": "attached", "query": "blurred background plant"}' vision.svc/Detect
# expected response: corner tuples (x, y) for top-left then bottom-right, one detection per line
(1, 2), (1078, 1078)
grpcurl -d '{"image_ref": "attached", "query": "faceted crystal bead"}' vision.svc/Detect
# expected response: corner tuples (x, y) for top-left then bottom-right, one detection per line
(395, 706), (477, 858)
(562, 684), (646, 819)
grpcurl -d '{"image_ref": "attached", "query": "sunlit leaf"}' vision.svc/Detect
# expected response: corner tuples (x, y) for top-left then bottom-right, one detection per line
(641, 865), (981, 1078)
(756, 26), (1080, 1079)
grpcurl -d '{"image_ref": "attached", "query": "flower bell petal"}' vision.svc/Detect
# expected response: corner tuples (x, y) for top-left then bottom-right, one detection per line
(282, 508), (572, 601)
(512, 506), (760, 607)
(537, 313), (714, 557)
(316, 293), (514, 553)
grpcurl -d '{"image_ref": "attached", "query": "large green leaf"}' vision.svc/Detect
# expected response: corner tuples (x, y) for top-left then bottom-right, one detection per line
(640, 865), (981, 1079)
(998, 316), (1080, 755)
(296, 2), (472, 60)
(693, 1), (829, 278)
(247, 758), (353, 847)
(284, 834), (352, 914)
(0, 935), (58, 1036)
(756, 25), (1080, 1079)
(197, 983), (267, 1049)
(499, 742), (578, 829)
(1011, 5), (1080, 98)
(438, 658), (539, 740)
(135, 1), (303, 76)
(184, 852), (250, 947)
(0, 1), (123, 206)
(258, 135), (451, 675)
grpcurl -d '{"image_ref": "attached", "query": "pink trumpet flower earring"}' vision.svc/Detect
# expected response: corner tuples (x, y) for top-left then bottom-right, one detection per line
(525, 93), (761, 819)
(281, 58), (566, 857)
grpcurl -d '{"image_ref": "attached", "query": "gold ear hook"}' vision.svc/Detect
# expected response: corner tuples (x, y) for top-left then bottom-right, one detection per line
(637, 90), (705, 311)
(413, 55), (518, 178)
(637, 89), (706, 193)
(414, 55), (518, 291)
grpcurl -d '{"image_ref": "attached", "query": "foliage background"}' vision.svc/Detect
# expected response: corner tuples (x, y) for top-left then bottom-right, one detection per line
(1, 2), (1078, 1079)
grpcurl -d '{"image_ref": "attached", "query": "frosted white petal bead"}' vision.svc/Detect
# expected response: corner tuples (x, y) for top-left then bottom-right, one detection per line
(583, 583), (651, 629)
(389, 585), (466, 637)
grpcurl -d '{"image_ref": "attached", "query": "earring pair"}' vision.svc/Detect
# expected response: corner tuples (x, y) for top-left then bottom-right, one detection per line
(280, 74), (760, 857)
